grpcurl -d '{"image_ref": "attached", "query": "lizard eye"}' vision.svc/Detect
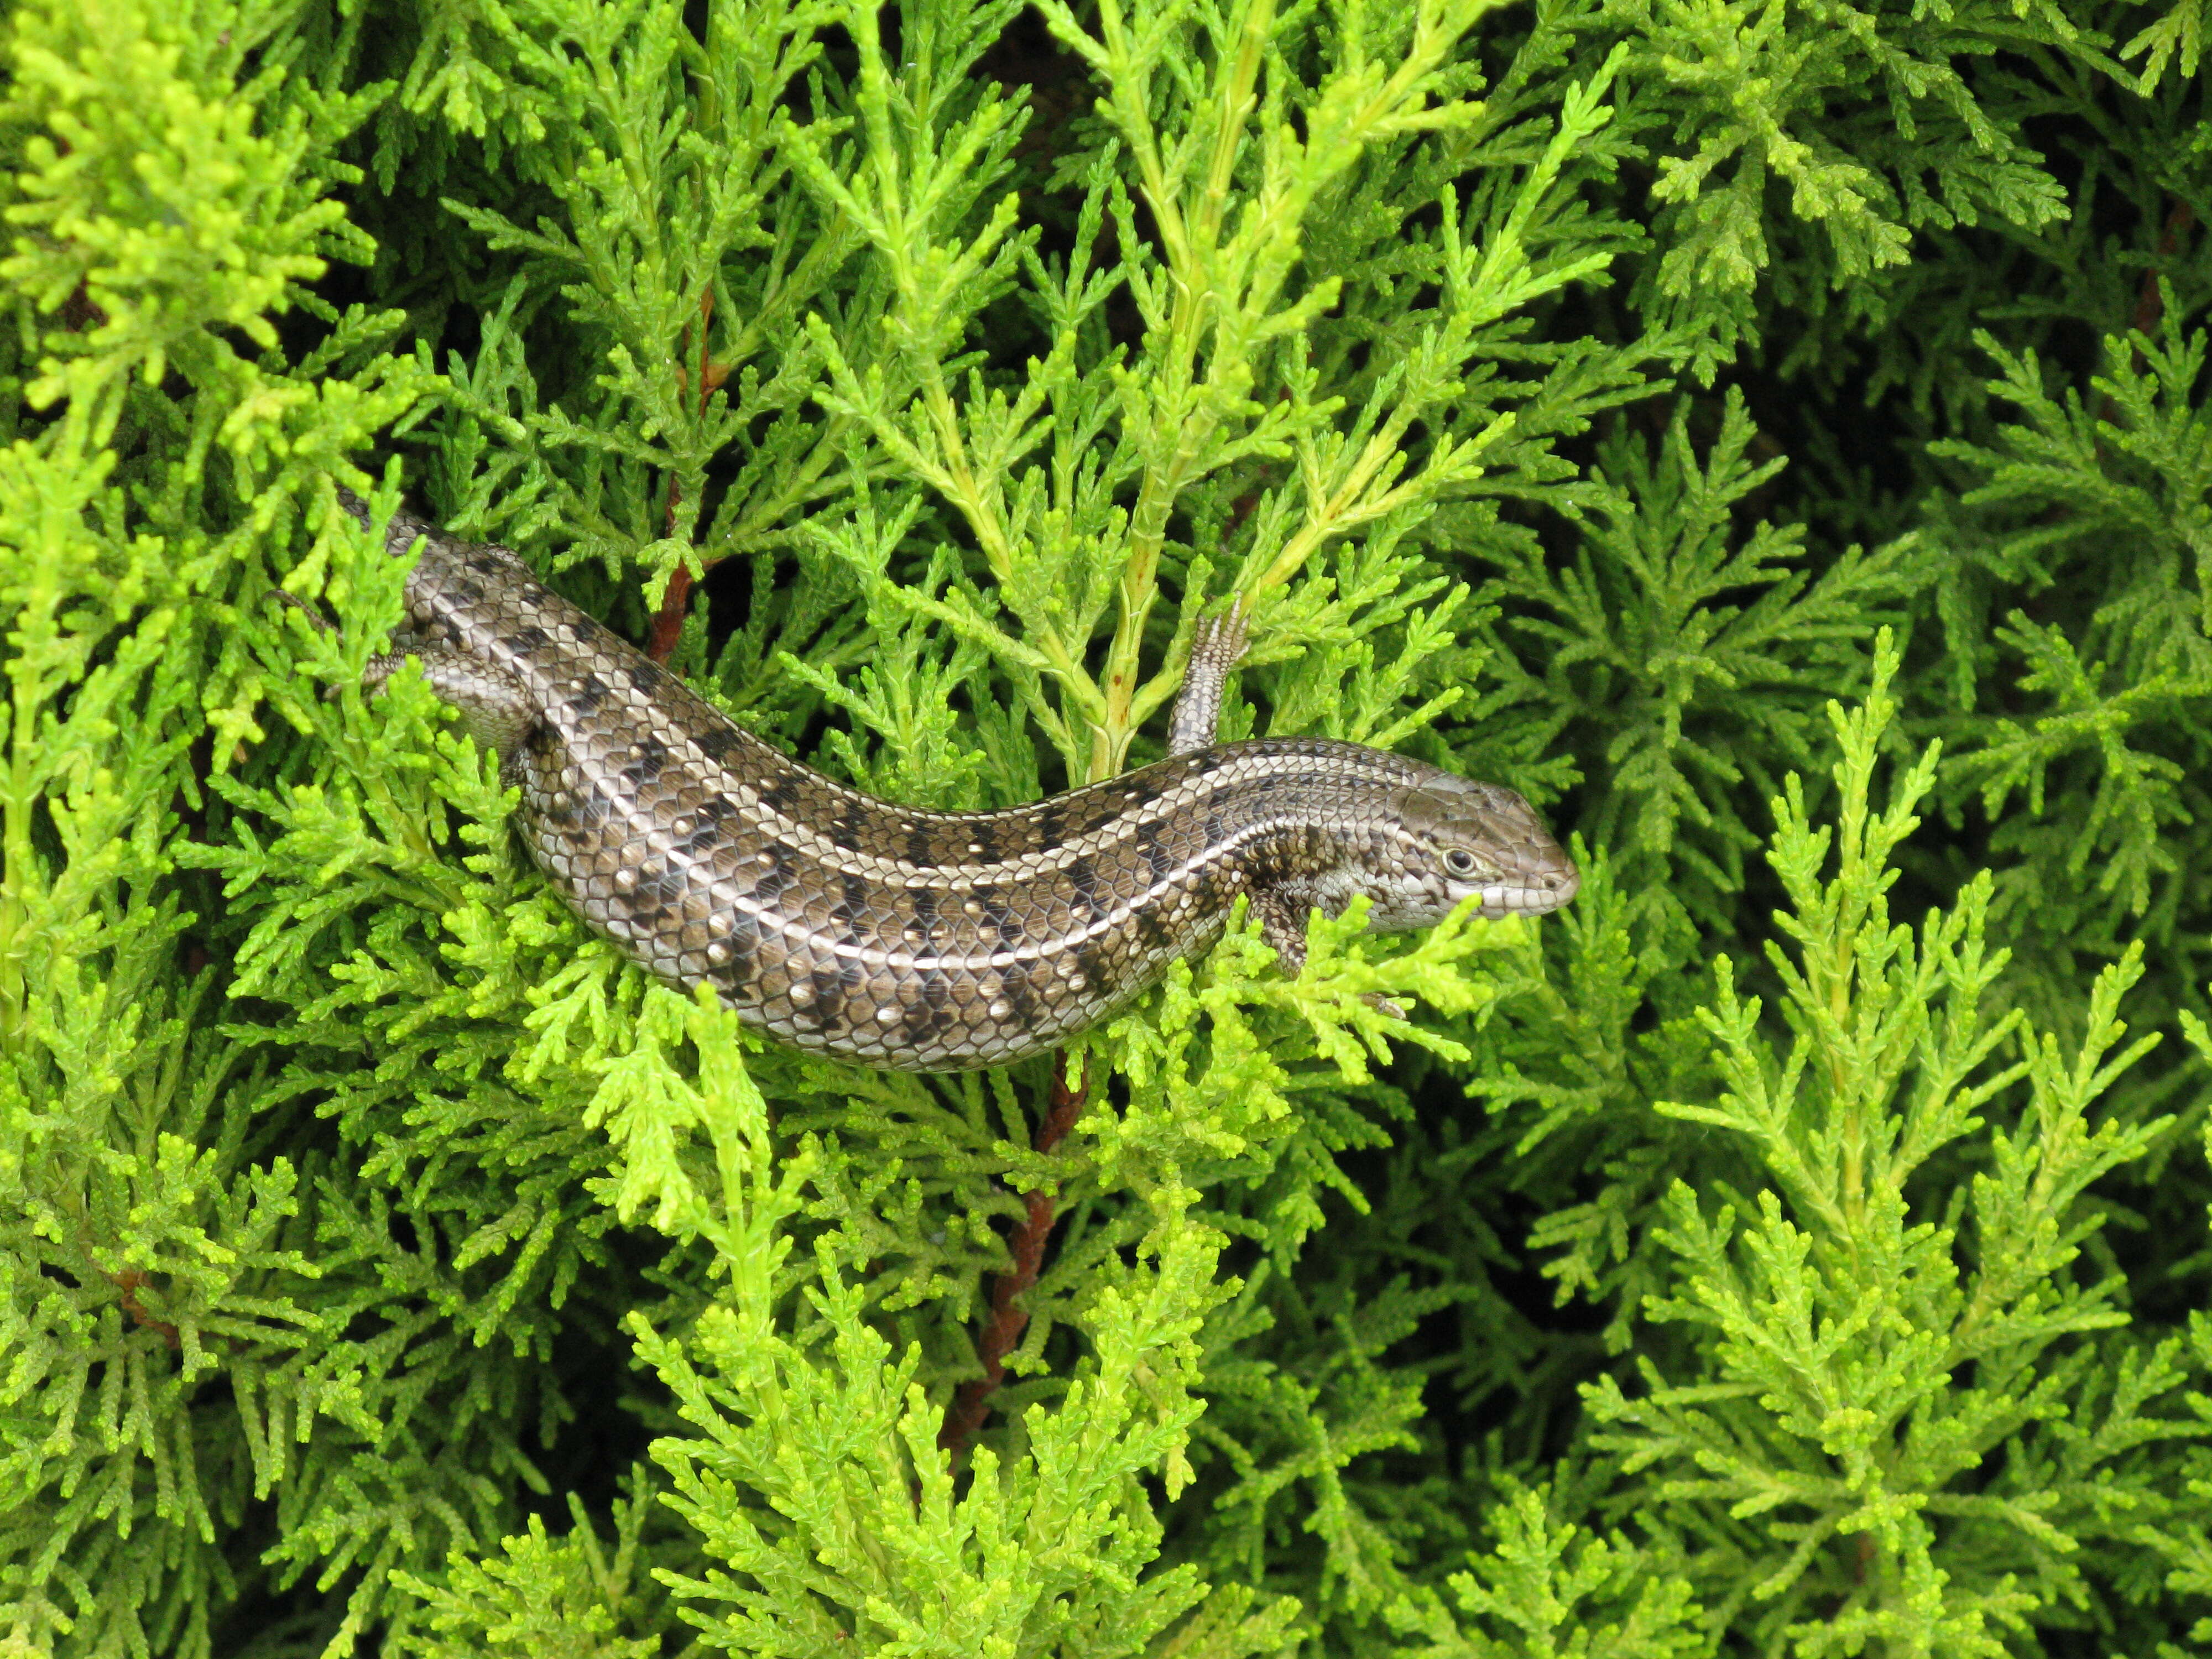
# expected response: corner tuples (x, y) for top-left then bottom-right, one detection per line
(1443, 848), (1478, 877)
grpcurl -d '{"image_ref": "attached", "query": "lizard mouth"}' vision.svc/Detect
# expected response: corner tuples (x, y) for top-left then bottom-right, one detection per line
(1478, 866), (1580, 918)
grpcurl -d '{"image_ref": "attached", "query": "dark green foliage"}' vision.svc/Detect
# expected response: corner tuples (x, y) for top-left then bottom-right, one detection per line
(2, 0), (2209, 1651)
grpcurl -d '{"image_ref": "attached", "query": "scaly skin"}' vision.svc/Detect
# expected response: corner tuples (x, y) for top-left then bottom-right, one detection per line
(354, 495), (1579, 1070)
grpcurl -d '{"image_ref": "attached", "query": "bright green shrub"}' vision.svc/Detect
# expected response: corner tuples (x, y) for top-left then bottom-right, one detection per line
(2, 0), (2207, 1652)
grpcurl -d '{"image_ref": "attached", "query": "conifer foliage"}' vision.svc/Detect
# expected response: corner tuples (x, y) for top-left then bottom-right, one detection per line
(1, 0), (2208, 1651)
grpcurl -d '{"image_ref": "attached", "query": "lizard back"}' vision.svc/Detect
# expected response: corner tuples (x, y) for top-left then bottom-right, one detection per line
(364, 502), (1579, 1070)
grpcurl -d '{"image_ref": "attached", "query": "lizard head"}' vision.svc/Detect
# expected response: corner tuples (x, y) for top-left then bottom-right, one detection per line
(1363, 770), (1580, 928)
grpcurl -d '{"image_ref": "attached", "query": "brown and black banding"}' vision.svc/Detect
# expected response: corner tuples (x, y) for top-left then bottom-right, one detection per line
(996, 960), (1037, 1026)
(906, 884), (941, 947)
(1134, 910), (1175, 953)
(1076, 791), (1126, 841)
(904, 820), (941, 869)
(640, 863), (688, 911)
(901, 966), (957, 1043)
(828, 870), (870, 937)
(975, 886), (1020, 948)
(623, 734), (670, 786)
(1030, 802), (1064, 854)
(1136, 814), (1175, 886)
(1071, 938), (1107, 992)
(749, 846), (795, 909)
(569, 672), (610, 716)
(1065, 854), (1107, 927)
(802, 964), (847, 1032)
(712, 911), (760, 990)
(964, 818), (1003, 865)
(567, 787), (613, 830)
(828, 802), (867, 854)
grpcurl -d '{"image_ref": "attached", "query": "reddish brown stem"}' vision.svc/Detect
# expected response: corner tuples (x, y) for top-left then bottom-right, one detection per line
(114, 1270), (180, 1350)
(649, 289), (717, 665)
(60, 280), (108, 333)
(646, 563), (692, 665)
(2096, 198), (2197, 438)
(938, 1055), (1093, 1454)
(2131, 200), (2195, 339)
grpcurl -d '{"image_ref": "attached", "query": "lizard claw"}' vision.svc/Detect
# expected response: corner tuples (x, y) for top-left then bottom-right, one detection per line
(267, 587), (338, 636)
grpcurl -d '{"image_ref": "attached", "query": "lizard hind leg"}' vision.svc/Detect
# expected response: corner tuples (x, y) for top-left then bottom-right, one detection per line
(1167, 597), (1252, 757)
(364, 649), (539, 769)
(1249, 884), (1406, 1018)
(1250, 888), (1309, 977)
